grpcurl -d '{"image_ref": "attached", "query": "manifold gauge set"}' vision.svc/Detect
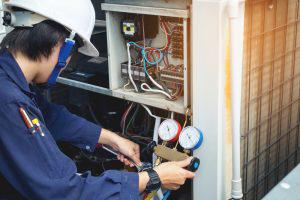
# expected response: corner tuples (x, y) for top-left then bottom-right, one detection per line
(145, 119), (204, 200)
(158, 119), (204, 150)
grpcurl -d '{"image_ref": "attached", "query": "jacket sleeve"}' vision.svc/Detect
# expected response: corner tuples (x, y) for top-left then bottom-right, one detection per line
(34, 90), (101, 151)
(0, 101), (139, 200)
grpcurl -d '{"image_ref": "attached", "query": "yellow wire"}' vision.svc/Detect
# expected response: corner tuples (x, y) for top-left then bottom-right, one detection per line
(182, 108), (190, 128)
(145, 191), (157, 200)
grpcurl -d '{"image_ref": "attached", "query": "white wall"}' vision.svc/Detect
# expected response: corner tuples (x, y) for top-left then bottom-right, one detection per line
(192, 0), (227, 199)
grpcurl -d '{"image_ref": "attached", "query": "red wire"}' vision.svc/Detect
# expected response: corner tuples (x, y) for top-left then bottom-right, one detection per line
(135, 18), (171, 67)
(120, 103), (134, 129)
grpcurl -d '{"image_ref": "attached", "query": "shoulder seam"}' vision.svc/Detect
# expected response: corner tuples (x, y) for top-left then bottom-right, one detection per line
(0, 98), (28, 108)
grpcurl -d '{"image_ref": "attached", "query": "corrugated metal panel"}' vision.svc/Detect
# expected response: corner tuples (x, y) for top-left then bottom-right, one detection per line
(241, 0), (300, 199)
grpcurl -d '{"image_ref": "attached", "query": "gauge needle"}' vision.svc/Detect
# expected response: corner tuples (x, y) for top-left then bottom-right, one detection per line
(187, 133), (193, 143)
(167, 126), (171, 139)
(167, 125), (170, 132)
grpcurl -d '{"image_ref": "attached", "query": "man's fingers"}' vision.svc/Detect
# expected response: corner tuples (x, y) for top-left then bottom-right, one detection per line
(122, 159), (131, 166)
(172, 185), (180, 191)
(136, 147), (141, 164)
(130, 152), (142, 166)
(132, 158), (142, 166)
(175, 157), (193, 168)
(132, 145), (142, 166)
(183, 169), (195, 179)
(170, 185), (180, 191)
(124, 159), (131, 166)
(119, 157), (134, 167)
(163, 184), (181, 191)
(118, 154), (125, 163)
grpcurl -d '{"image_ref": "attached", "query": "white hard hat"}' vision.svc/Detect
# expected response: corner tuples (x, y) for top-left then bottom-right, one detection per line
(3, 0), (99, 57)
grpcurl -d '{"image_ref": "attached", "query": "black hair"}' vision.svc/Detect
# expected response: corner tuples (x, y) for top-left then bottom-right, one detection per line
(0, 20), (82, 61)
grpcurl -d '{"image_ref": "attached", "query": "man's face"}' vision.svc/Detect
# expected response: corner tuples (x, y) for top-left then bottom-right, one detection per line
(34, 44), (71, 84)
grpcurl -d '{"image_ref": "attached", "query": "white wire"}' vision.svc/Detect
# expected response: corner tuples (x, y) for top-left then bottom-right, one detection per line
(127, 42), (168, 101)
(141, 83), (172, 99)
(148, 72), (164, 90)
(140, 102), (167, 200)
(123, 80), (135, 92)
(171, 112), (174, 119)
(141, 104), (157, 119)
(127, 43), (139, 92)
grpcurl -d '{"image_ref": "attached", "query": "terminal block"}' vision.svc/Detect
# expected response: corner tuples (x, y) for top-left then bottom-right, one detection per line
(121, 62), (147, 82)
(160, 69), (184, 85)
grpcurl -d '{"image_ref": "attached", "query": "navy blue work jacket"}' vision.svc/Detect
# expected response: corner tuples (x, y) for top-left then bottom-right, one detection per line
(0, 51), (139, 200)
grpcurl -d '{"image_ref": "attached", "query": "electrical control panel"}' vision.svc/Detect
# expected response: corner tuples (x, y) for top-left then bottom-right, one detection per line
(105, 0), (191, 9)
(102, 3), (190, 114)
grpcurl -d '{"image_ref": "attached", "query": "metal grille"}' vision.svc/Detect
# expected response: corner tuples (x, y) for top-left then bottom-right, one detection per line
(241, 0), (300, 199)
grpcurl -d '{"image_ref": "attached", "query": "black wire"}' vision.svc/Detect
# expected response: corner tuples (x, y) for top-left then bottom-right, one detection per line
(122, 103), (137, 135)
(87, 102), (151, 154)
(139, 110), (151, 137)
(88, 104), (101, 125)
(128, 104), (140, 131)
(124, 105), (150, 146)
(125, 105), (152, 145)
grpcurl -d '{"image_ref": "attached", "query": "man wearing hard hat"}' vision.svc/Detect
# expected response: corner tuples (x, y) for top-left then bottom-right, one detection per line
(0, 0), (195, 199)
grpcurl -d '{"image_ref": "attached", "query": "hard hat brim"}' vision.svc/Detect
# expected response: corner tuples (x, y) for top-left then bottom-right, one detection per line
(4, 1), (99, 58)
(79, 40), (99, 57)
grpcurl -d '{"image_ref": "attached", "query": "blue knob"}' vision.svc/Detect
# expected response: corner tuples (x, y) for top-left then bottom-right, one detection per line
(187, 157), (200, 172)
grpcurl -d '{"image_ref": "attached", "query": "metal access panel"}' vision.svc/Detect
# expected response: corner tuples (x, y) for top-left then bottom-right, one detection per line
(241, 0), (300, 199)
(105, 0), (191, 9)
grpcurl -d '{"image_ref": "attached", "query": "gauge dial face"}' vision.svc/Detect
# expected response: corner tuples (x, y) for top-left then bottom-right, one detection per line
(179, 126), (203, 150)
(158, 119), (181, 142)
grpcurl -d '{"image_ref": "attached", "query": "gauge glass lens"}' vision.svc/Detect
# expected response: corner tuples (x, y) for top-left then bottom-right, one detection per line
(158, 119), (180, 141)
(179, 126), (201, 150)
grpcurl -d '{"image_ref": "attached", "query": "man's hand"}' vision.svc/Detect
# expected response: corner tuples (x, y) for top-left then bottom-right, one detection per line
(98, 128), (141, 167)
(138, 157), (195, 193)
(153, 157), (195, 190)
(114, 137), (141, 167)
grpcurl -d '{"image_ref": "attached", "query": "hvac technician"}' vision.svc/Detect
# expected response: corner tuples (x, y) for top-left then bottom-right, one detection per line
(0, 0), (195, 199)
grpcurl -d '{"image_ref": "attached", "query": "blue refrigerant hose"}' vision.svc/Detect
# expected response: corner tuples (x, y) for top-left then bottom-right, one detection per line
(162, 190), (171, 200)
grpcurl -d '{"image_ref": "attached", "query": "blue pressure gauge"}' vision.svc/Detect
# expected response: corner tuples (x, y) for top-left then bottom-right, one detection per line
(178, 126), (204, 150)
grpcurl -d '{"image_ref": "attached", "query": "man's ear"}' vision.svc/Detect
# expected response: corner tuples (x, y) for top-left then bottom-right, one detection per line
(51, 44), (63, 58)
(66, 55), (72, 64)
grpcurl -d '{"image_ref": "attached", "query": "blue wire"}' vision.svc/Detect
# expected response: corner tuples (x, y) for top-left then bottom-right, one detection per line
(142, 49), (164, 65)
(162, 190), (171, 200)
(127, 42), (164, 78)
(127, 42), (164, 65)
(143, 60), (150, 77)
(128, 41), (144, 49)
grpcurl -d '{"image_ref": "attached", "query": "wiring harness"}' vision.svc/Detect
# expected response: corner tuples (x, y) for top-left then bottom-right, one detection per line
(124, 16), (184, 100)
